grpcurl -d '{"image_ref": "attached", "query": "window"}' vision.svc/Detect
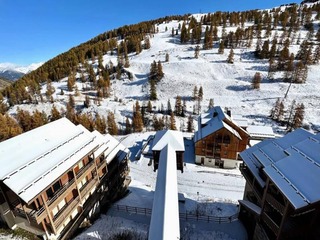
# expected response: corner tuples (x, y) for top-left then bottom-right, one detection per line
(223, 135), (231, 144)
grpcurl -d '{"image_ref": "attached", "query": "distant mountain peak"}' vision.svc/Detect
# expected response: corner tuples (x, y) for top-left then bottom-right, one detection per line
(0, 62), (43, 81)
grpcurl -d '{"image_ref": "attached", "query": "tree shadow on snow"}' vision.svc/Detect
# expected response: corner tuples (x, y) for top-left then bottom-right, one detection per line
(226, 85), (250, 91)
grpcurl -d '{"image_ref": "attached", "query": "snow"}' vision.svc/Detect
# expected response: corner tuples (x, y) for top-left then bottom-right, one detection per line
(152, 130), (185, 151)
(195, 106), (242, 142)
(149, 144), (180, 240)
(242, 128), (320, 209)
(238, 200), (261, 215)
(76, 132), (247, 240)
(0, 62), (43, 74)
(0, 118), (125, 204)
(246, 125), (275, 139)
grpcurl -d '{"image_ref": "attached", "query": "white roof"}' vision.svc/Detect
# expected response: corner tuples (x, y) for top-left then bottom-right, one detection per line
(0, 118), (99, 203)
(194, 106), (244, 142)
(0, 118), (128, 204)
(148, 144), (180, 240)
(103, 134), (128, 164)
(152, 130), (185, 152)
(241, 128), (320, 209)
(247, 125), (275, 139)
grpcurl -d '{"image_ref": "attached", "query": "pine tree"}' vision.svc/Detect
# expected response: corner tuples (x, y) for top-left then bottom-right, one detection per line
(149, 80), (157, 100)
(167, 99), (172, 115)
(84, 95), (90, 108)
(227, 48), (234, 64)
(208, 98), (214, 110)
(67, 71), (76, 91)
(218, 41), (225, 54)
(187, 115), (194, 133)
(194, 45), (200, 59)
(193, 86), (198, 101)
(147, 100), (152, 113)
(125, 117), (132, 134)
(293, 61), (308, 84)
(292, 103), (305, 129)
(170, 112), (177, 130)
(198, 86), (203, 101)
(133, 101), (144, 132)
(107, 111), (118, 135)
(0, 113), (22, 142)
(252, 72), (261, 89)
(51, 105), (61, 121)
(268, 57), (277, 79)
(175, 96), (183, 116)
(95, 113), (107, 134)
(157, 61), (164, 81)
(165, 53), (169, 62)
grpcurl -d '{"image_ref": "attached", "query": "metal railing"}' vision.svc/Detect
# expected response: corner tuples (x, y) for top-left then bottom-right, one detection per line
(53, 196), (80, 229)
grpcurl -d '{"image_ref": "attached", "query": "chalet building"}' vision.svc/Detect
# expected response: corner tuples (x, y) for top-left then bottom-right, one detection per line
(239, 128), (320, 240)
(194, 106), (250, 168)
(246, 125), (275, 147)
(152, 130), (185, 173)
(0, 118), (130, 240)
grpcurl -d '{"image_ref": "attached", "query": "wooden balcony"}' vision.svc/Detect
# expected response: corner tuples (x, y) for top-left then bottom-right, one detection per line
(266, 193), (285, 214)
(53, 196), (81, 229)
(80, 178), (98, 198)
(240, 163), (263, 204)
(76, 159), (95, 179)
(262, 212), (279, 236)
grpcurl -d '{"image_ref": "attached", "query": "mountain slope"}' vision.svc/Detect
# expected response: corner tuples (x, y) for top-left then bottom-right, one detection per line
(4, 2), (320, 133)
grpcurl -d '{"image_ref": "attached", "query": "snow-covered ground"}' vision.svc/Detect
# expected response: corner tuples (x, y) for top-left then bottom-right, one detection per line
(75, 132), (247, 240)
(7, 14), (320, 133)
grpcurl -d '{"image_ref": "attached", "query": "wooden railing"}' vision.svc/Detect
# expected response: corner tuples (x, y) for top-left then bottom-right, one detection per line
(47, 178), (76, 207)
(262, 212), (279, 235)
(53, 196), (80, 229)
(80, 179), (98, 198)
(266, 193), (285, 214)
(77, 159), (95, 178)
(112, 204), (238, 224)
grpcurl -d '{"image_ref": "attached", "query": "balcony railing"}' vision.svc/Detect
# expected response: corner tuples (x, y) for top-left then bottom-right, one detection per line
(80, 179), (98, 198)
(76, 159), (95, 178)
(47, 178), (76, 207)
(53, 196), (80, 229)
(97, 159), (106, 169)
(266, 193), (285, 214)
(262, 212), (279, 235)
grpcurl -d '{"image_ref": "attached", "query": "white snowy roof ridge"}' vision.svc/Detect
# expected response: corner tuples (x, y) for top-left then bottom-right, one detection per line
(3, 130), (85, 181)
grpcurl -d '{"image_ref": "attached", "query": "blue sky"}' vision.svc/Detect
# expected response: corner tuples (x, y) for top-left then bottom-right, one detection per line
(0, 0), (301, 65)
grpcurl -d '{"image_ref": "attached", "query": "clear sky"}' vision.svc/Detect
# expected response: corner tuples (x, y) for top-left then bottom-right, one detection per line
(0, 0), (301, 65)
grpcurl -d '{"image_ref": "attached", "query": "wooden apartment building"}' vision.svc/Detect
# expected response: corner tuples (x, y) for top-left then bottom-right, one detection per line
(0, 118), (130, 239)
(194, 106), (249, 168)
(239, 128), (320, 240)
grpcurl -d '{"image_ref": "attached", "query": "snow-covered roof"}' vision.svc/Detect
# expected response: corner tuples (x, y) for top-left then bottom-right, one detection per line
(239, 200), (261, 215)
(232, 114), (249, 128)
(103, 134), (128, 164)
(0, 118), (127, 204)
(148, 144), (180, 240)
(194, 106), (246, 142)
(247, 125), (275, 139)
(240, 128), (320, 209)
(152, 130), (185, 152)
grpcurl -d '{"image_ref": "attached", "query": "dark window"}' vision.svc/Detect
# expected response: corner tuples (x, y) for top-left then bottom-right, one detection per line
(223, 135), (231, 144)
(52, 180), (61, 192)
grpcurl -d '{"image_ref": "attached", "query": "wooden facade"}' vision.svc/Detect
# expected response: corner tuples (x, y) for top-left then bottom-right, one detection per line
(194, 107), (249, 168)
(0, 150), (129, 239)
(0, 119), (130, 240)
